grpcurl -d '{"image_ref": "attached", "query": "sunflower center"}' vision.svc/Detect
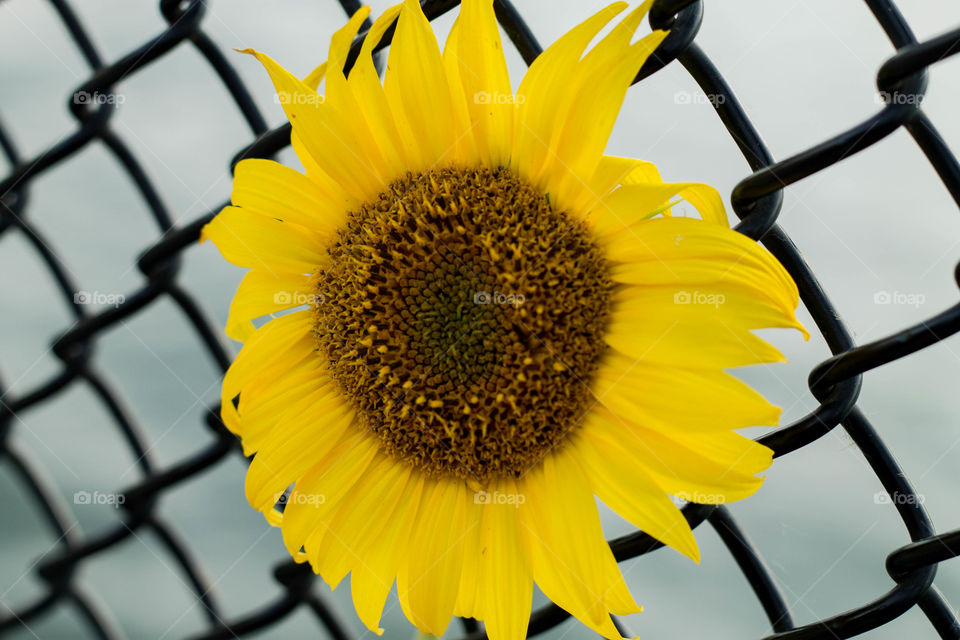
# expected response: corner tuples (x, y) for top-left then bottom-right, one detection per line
(314, 166), (612, 482)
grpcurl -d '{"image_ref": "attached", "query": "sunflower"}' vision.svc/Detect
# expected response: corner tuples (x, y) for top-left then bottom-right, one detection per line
(202, 1), (807, 638)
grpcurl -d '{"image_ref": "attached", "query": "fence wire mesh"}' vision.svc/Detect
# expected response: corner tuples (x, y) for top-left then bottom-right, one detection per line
(2, 0), (960, 638)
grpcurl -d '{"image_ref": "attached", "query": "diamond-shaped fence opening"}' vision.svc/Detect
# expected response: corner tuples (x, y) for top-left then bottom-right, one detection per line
(2, 0), (960, 638)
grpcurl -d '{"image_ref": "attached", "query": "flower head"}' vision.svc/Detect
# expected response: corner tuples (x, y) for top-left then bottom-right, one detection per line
(203, 1), (807, 638)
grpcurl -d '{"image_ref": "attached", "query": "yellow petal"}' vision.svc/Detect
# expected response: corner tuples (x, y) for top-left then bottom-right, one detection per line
(477, 478), (533, 640)
(513, 3), (627, 190)
(302, 61), (327, 92)
(244, 391), (353, 511)
(238, 357), (325, 455)
(453, 499), (484, 619)
(314, 452), (412, 589)
(444, 0), (513, 166)
(592, 352), (781, 432)
(220, 311), (314, 436)
(225, 270), (314, 341)
(398, 479), (467, 636)
(592, 181), (726, 239)
(585, 406), (773, 505)
(621, 158), (665, 185)
(606, 296), (790, 369)
(573, 427), (699, 562)
(519, 450), (637, 640)
(547, 9), (668, 211)
(384, 0), (465, 169)
(322, 6), (402, 188)
(604, 217), (807, 368)
(324, 7), (371, 97)
(280, 430), (379, 565)
(232, 158), (346, 234)
(351, 472), (426, 635)
(202, 205), (328, 274)
(512, 2), (668, 215)
(269, 53), (355, 209)
(573, 156), (661, 215)
(289, 129), (357, 211)
(239, 48), (385, 203)
(437, 20), (476, 165)
(348, 5), (409, 177)
(607, 217), (799, 299)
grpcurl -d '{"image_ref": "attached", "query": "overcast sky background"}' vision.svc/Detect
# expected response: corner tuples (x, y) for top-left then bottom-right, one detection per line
(2, 1), (960, 638)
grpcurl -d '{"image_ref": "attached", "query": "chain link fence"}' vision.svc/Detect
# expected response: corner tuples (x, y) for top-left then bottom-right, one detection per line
(2, 0), (960, 638)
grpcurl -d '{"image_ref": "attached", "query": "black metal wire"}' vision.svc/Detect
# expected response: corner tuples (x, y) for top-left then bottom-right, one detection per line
(2, 0), (960, 638)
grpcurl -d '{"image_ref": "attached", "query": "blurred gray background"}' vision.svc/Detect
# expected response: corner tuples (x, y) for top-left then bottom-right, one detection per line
(2, 1), (960, 638)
